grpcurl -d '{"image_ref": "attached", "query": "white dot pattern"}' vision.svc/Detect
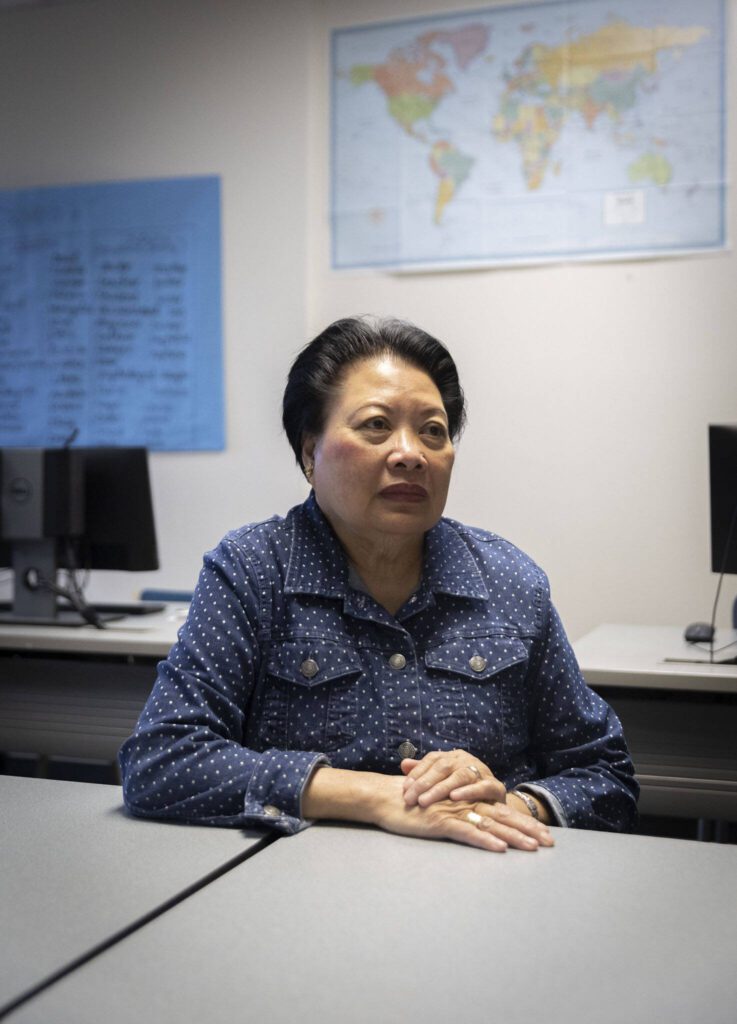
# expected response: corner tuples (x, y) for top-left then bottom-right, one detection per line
(119, 494), (639, 835)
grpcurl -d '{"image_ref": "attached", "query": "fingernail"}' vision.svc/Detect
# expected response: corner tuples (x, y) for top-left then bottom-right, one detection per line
(522, 836), (538, 849)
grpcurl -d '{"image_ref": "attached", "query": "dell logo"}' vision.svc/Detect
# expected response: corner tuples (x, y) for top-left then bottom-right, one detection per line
(9, 476), (32, 504)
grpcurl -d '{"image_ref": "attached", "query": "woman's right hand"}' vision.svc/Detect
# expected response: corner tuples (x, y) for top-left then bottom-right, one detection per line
(302, 766), (554, 852)
(371, 774), (554, 853)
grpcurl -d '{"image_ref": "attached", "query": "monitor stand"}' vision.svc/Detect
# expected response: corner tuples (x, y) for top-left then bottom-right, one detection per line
(0, 541), (167, 626)
(0, 541), (127, 627)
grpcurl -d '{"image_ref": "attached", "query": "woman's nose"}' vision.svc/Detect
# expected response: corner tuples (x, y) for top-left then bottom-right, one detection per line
(387, 431), (426, 470)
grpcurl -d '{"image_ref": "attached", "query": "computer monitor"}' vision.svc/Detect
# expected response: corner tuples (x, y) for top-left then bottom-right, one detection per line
(709, 425), (737, 574)
(0, 447), (159, 625)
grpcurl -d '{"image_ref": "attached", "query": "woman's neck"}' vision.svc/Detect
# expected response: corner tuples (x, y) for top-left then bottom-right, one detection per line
(334, 527), (424, 616)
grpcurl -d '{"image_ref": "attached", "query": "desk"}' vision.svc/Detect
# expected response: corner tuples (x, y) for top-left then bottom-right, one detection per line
(0, 776), (268, 1018)
(0, 607), (181, 763)
(8, 821), (737, 1024)
(0, 606), (184, 659)
(573, 624), (737, 820)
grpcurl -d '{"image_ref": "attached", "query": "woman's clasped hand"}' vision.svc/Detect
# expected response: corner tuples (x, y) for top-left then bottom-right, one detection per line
(401, 748), (506, 807)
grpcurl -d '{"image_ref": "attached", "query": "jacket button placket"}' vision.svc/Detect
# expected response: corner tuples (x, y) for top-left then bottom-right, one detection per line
(383, 630), (420, 762)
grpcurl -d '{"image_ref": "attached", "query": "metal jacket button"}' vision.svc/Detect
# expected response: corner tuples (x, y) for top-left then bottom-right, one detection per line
(300, 658), (319, 678)
(469, 655), (487, 673)
(389, 653), (407, 669)
(397, 740), (417, 759)
(263, 805), (282, 817)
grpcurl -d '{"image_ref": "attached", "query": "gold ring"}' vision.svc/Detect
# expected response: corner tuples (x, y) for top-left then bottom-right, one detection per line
(467, 811), (483, 825)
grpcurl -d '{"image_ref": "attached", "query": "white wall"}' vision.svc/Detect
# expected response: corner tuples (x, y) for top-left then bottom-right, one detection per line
(0, 0), (734, 640)
(307, 0), (737, 639)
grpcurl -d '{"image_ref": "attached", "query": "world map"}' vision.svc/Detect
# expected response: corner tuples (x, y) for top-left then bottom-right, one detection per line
(331, 0), (725, 269)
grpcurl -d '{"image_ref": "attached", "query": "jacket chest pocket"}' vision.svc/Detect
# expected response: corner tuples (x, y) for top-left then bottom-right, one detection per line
(424, 635), (530, 763)
(257, 640), (363, 753)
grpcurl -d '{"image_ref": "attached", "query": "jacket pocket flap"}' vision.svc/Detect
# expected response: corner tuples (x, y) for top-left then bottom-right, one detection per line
(266, 641), (363, 688)
(425, 636), (528, 681)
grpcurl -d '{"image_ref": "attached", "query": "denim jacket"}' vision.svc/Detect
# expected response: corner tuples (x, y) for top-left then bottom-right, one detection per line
(120, 494), (638, 833)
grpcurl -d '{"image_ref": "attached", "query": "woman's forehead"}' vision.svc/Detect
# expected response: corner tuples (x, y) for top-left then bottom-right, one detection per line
(335, 355), (442, 406)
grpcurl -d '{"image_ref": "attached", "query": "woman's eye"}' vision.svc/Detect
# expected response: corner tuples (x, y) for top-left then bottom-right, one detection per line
(362, 417), (389, 431)
(423, 422), (448, 440)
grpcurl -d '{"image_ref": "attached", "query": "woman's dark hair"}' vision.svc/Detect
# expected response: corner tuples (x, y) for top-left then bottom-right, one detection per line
(282, 316), (466, 469)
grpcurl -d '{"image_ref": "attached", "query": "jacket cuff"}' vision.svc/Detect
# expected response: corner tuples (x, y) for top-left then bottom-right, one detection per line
(244, 748), (331, 834)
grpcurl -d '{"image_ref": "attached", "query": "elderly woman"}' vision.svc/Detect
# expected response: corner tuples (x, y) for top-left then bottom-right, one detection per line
(120, 317), (638, 853)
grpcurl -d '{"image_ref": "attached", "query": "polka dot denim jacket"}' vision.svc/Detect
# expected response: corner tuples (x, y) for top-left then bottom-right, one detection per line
(120, 494), (638, 835)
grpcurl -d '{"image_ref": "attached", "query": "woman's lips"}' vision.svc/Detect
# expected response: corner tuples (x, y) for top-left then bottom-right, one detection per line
(379, 484), (428, 502)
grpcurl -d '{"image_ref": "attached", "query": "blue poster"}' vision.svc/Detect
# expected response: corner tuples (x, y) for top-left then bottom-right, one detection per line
(0, 176), (224, 450)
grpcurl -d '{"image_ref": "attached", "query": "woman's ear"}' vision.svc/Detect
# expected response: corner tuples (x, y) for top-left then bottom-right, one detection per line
(301, 437), (316, 476)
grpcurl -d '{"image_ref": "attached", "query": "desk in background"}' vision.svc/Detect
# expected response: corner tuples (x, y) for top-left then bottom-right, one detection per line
(0, 775), (268, 1018)
(0, 605), (182, 764)
(7, 815), (737, 1024)
(573, 624), (737, 821)
(2, 616), (736, 823)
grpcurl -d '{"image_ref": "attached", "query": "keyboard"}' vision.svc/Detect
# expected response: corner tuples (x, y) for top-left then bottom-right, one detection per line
(80, 601), (167, 616)
(0, 600), (166, 617)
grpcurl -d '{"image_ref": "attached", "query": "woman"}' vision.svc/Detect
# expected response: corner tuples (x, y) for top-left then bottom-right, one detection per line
(120, 317), (638, 853)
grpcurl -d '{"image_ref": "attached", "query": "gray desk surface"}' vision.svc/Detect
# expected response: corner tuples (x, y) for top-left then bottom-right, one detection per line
(0, 605), (184, 658)
(573, 623), (737, 693)
(0, 776), (267, 1016)
(10, 822), (737, 1024)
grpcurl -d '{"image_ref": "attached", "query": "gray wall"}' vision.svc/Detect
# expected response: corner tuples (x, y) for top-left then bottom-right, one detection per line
(1, 0), (734, 640)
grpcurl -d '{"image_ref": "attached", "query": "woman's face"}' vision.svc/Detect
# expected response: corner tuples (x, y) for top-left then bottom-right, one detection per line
(303, 355), (455, 547)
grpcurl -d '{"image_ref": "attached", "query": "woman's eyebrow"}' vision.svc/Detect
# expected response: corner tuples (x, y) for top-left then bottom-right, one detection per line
(351, 401), (391, 414)
(351, 401), (447, 419)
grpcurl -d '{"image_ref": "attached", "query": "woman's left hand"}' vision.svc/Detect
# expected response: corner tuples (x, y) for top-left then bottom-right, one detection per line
(401, 749), (506, 808)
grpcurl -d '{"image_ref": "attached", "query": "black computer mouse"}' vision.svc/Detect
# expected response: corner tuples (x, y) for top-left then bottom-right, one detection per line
(684, 622), (715, 643)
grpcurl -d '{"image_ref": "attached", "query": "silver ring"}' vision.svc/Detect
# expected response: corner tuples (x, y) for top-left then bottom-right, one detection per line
(467, 811), (483, 825)
(467, 765), (482, 780)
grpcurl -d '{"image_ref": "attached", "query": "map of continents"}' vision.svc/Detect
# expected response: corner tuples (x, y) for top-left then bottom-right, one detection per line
(331, 0), (725, 269)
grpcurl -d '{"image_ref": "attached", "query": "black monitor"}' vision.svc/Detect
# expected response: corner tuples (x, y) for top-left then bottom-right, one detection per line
(0, 447), (159, 625)
(709, 425), (737, 574)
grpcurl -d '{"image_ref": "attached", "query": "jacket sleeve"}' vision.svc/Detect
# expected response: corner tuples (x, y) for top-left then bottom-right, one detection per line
(118, 536), (328, 834)
(519, 598), (639, 832)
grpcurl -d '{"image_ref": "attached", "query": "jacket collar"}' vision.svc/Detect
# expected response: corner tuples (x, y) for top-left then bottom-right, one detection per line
(284, 493), (489, 603)
(284, 492), (349, 598)
(424, 518), (490, 600)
